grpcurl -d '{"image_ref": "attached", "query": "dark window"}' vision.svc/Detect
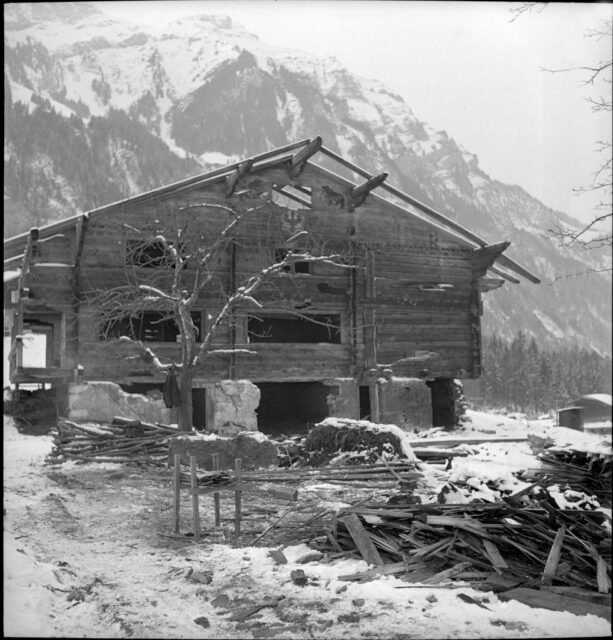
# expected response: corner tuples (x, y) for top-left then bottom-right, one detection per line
(101, 312), (202, 342)
(274, 248), (310, 274)
(127, 239), (185, 268)
(248, 314), (341, 344)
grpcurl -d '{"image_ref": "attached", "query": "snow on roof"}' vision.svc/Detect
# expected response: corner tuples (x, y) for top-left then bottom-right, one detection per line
(578, 394), (612, 406)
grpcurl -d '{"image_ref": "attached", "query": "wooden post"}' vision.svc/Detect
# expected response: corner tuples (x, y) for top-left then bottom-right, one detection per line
(173, 453), (181, 534)
(190, 456), (200, 542)
(212, 453), (221, 527)
(234, 458), (242, 536)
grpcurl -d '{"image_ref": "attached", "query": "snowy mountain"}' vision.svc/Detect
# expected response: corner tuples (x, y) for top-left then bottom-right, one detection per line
(3, 2), (611, 354)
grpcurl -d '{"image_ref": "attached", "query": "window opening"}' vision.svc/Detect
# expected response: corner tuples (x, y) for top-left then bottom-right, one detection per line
(101, 311), (202, 342)
(126, 239), (185, 268)
(274, 248), (311, 274)
(248, 314), (341, 343)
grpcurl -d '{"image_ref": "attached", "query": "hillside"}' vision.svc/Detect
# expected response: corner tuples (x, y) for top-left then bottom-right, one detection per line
(3, 2), (611, 353)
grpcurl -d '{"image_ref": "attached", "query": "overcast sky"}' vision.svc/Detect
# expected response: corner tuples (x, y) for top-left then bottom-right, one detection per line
(93, 1), (612, 225)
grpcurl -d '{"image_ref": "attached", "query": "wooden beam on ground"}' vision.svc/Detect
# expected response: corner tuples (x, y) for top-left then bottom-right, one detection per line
(225, 159), (253, 197)
(498, 588), (611, 621)
(340, 513), (384, 566)
(350, 173), (388, 209)
(289, 136), (322, 177)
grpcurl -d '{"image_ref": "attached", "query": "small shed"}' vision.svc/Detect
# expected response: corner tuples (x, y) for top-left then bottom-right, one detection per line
(557, 394), (612, 432)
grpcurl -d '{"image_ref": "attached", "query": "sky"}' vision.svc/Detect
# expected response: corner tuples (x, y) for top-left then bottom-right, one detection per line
(92, 0), (612, 225)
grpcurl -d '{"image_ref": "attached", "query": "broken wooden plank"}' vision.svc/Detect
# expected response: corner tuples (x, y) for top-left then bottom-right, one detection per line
(541, 524), (566, 586)
(426, 515), (495, 540)
(541, 586), (612, 606)
(596, 556), (611, 594)
(498, 588), (611, 622)
(340, 513), (384, 566)
(422, 561), (472, 585)
(482, 539), (509, 573)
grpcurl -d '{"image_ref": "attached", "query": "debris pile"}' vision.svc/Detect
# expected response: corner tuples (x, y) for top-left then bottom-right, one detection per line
(306, 500), (611, 595)
(47, 417), (178, 464)
(301, 418), (416, 466)
(520, 446), (612, 508)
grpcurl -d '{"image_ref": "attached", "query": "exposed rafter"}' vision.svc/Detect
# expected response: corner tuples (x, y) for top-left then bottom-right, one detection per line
(289, 136), (322, 177)
(225, 159), (253, 198)
(489, 265), (520, 284)
(273, 186), (311, 208)
(471, 241), (511, 279)
(350, 173), (388, 210)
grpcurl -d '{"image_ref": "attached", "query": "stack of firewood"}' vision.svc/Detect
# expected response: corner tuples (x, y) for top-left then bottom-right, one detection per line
(47, 417), (178, 464)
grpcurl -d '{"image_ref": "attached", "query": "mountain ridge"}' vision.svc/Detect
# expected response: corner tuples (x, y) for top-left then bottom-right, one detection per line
(3, 2), (611, 354)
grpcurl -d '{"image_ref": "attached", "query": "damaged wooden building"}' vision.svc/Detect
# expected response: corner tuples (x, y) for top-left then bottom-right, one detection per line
(3, 137), (539, 434)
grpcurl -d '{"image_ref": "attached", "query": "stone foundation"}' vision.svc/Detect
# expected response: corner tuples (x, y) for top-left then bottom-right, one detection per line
(67, 381), (172, 424)
(210, 379), (260, 435)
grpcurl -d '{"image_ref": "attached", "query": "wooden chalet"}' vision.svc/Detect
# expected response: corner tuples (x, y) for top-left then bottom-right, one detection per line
(3, 137), (539, 432)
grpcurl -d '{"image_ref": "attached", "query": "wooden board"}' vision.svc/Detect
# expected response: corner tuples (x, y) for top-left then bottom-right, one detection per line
(498, 588), (611, 621)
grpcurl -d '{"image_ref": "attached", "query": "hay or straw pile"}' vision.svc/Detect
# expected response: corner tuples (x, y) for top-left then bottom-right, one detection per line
(303, 418), (414, 467)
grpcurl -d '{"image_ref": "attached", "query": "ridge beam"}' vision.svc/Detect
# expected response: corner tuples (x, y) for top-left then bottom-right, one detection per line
(225, 159), (253, 198)
(289, 136), (322, 177)
(350, 173), (388, 210)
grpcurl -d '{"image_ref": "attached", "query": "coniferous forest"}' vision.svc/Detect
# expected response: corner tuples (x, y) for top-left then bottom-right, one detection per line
(465, 331), (612, 415)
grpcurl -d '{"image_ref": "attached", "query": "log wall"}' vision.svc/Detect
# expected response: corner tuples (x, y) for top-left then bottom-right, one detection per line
(16, 162), (487, 384)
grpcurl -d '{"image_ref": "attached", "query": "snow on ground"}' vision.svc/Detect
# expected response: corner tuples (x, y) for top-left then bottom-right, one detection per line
(3, 413), (611, 638)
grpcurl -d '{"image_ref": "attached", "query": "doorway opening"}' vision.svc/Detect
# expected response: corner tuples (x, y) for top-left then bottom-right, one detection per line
(256, 382), (330, 437)
(359, 385), (371, 420)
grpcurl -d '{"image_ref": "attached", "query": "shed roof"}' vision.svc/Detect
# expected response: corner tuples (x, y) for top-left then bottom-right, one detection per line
(3, 137), (539, 284)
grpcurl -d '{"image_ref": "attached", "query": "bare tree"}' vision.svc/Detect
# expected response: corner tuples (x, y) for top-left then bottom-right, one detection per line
(511, 4), (612, 253)
(90, 198), (349, 431)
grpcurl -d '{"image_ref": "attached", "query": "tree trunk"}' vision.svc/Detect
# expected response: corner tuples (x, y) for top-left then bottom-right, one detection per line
(177, 370), (194, 432)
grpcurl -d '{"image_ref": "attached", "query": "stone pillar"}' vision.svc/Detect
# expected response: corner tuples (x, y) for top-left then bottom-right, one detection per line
(210, 379), (260, 436)
(379, 378), (432, 429)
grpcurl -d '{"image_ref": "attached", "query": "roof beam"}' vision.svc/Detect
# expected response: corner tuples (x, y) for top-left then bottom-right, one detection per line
(489, 265), (521, 284)
(225, 159), (253, 198)
(289, 136), (322, 177)
(471, 241), (511, 279)
(273, 186), (311, 208)
(350, 173), (388, 209)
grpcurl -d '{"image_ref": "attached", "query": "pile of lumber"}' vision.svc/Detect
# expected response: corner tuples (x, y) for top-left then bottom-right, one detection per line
(183, 461), (422, 490)
(47, 417), (178, 464)
(521, 447), (612, 507)
(302, 499), (611, 595)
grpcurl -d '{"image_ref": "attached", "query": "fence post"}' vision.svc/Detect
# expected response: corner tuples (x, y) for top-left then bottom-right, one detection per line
(190, 455), (200, 542)
(173, 453), (181, 534)
(234, 458), (242, 536)
(212, 453), (221, 527)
